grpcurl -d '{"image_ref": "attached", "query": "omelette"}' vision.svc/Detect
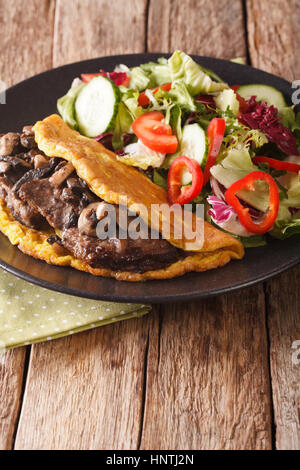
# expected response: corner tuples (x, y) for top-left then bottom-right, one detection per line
(0, 115), (243, 281)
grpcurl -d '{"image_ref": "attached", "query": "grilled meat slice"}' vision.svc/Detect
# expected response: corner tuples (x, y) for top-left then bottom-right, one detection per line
(61, 227), (181, 272)
(0, 129), (49, 229)
(19, 176), (96, 230)
(0, 176), (44, 228)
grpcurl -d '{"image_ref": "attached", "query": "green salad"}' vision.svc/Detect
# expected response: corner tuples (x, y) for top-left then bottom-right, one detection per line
(57, 50), (300, 247)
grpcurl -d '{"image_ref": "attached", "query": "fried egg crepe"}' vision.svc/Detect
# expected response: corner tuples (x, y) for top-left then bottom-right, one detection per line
(0, 115), (244, 281)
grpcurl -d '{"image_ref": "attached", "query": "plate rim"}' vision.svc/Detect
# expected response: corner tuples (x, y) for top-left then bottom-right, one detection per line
(0, 252), (299, 304)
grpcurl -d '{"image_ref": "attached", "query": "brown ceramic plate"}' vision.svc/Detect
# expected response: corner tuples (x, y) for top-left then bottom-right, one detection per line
(0, 54), (299, 303)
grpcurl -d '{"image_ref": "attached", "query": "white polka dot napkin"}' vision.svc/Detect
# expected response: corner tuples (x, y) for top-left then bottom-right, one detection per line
(0, 269), (151, 351)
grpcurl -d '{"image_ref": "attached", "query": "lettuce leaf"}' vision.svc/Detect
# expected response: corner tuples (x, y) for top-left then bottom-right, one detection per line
(142, 63), (171, 86)
(270, 212), (300, 239)
(230, 57), (246, 65)
(129, 67), (153, 91)
(121, 88), (144, 120)
(168, 50), (227, 95)
(167, 79), (196, 112)
(57, 83), (85, 129)
(238, 234), (267, 247)
(112, 102), (133, 150)
(278, 106), (300, 131)
(214, 89), (239, 116)
(118, 139), (165, 169)
(169, 104), (182, 140)
(153, 169), (168, 189)
(220, 123), (268, 160)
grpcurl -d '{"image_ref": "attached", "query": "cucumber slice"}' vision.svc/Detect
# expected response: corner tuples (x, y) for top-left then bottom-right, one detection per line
(237, 84), (287, 109)
(75, 76), (120, 137)
(176, 124), (208, 185)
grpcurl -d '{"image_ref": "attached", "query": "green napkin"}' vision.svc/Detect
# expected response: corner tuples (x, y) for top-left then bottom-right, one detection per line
(0, 268), (151, 352)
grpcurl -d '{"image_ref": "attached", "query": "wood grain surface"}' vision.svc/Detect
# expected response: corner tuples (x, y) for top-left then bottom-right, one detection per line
(0, 348), (26, 449)
(247, 0), (300, 81)
(0, 0), (56, 450)
(14, 0), (150, 451)
(140, 290), (272, 450)
(142, 0), (273, 451)
(14, 317), (151, 450)
(0, 0), (299, 450)
(247, 0), (300, 450)
(147, 0), (247, 60)
(265, 267), (300, 450)
(53, 0), (148, 67)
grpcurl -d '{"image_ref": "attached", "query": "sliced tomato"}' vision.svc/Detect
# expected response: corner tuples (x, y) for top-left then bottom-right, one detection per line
(138, 82), (172, 107)
(81, 73), (103, 83)
(132, 111), (178, 153)
(167, 156), (204, 205)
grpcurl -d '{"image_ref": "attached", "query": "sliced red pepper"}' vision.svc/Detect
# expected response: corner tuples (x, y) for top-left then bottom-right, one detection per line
(203, 118), (226, 185)
(253, 156), (300, 173)
(138, 82), (172, 107)
(225, 171), (279, 234)
(132, 111), (178, 153)
(167, 156), (203, 205)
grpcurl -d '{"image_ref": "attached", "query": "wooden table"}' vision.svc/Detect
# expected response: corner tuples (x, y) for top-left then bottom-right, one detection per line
(0, 0), (299, 450)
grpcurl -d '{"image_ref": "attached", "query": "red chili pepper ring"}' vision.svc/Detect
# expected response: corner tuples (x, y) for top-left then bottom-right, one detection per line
(225, 171), (279, 234)
(167, 156), (204, 205)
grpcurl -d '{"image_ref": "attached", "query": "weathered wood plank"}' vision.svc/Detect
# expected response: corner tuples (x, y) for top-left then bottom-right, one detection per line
(141, 0), (272, 450)
(147, 0), (247, 60)
(0, 0), (56, 86)
(0, 0), (56, 449)
(53, 0), (148, 67)
(265, 267), (300, 450)
(247, 0), (300, 81)
(15, 0), (151, 450)
(247, 0), (300, 450)
(141, 290), (272, 450)
(14, 317), (151, 449)
(0, 348), (26, 450)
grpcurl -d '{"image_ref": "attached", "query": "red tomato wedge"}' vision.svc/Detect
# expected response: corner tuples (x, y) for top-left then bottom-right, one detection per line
(132, 111), (178, 153)
(203, 118), (226, 185)
(138, 83), (172, 107)
(167, 156), (204, 205)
